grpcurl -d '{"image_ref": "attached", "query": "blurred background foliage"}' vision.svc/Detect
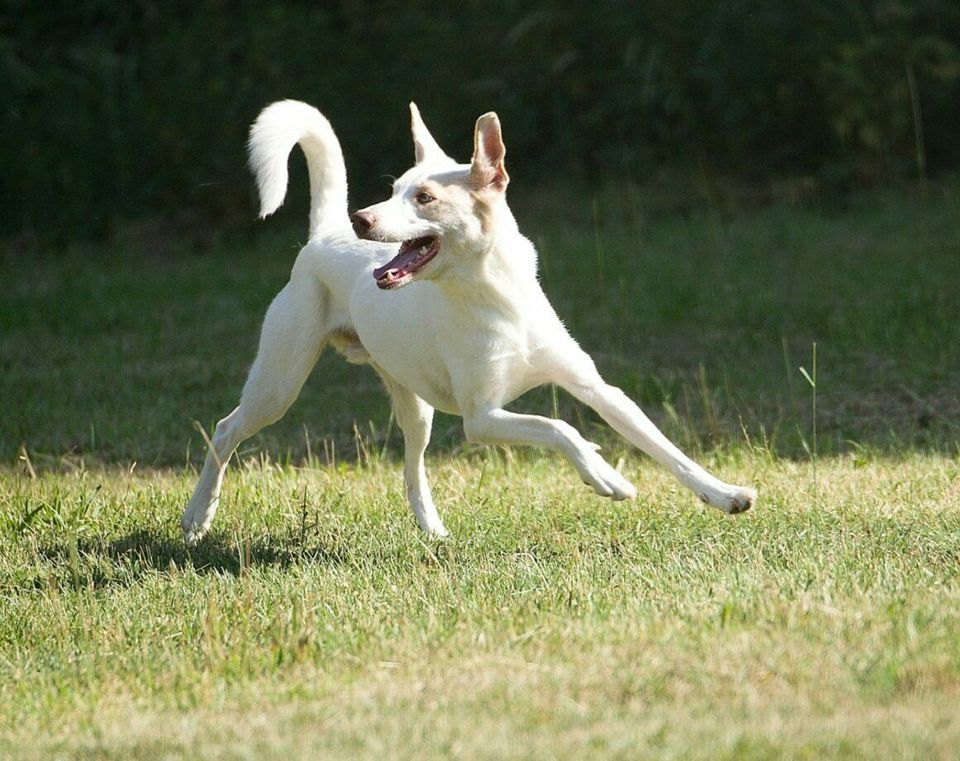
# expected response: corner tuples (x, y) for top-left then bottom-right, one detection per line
(2, 0), (959, 243)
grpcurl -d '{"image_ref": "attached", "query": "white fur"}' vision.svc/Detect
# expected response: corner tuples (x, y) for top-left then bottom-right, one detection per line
(181, 100), (756, 544)
(247, 99), (350, 236)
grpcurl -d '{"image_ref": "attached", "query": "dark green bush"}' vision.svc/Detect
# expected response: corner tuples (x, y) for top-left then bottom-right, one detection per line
(1, 0), (958, 242)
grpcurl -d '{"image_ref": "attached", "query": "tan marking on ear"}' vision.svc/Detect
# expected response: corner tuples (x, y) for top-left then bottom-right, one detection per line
(470, 112), (509, 192)
(471, 194), (496, 236)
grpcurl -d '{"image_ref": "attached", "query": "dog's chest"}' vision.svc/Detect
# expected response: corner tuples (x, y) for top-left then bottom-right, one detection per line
(350, 281), (536, 414)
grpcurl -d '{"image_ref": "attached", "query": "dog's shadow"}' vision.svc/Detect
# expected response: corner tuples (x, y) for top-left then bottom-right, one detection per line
(36, 528), (349, 590)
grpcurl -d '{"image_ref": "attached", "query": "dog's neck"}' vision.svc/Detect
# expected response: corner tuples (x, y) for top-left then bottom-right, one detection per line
(484, 212), (539, 289)
(439, 200), (539, 309)
(437, 200), (537, 295)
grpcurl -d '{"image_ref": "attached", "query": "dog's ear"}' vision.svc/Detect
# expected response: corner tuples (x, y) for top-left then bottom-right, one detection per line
(469, 112), (509, 193)
(410, 103), (448, 164)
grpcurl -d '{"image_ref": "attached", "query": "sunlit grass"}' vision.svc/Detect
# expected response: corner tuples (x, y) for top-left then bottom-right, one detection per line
(1, 451), (959, 758)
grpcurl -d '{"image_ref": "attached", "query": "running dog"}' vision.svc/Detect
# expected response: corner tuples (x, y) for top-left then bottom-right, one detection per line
(181, 100), (756, 543)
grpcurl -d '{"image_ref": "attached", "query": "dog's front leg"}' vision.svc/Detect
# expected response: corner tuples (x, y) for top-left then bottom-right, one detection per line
(380, 374), (448, 537)
(544, 348), (756, 513)
(463, 408), (637, 500)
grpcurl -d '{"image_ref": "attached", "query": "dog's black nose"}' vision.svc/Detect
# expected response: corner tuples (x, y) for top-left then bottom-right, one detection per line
(351, 211), (375, 239)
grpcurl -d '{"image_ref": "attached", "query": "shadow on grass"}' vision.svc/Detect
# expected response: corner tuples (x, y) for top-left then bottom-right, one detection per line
(35, 528), (350, 590)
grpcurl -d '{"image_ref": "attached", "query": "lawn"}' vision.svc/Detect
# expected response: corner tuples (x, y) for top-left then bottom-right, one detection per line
(1, 180), (959, 758)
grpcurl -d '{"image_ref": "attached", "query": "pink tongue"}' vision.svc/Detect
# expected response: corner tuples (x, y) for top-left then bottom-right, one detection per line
(374, 246), (420, 280)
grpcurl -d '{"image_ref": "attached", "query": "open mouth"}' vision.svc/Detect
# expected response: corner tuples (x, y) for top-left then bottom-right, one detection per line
(373, 236), (441, 290)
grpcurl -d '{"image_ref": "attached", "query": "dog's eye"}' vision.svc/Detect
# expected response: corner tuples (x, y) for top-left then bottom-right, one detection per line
(415, 191), (435, 205)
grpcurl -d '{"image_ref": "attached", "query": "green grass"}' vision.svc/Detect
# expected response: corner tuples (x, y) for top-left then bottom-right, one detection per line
(1, 181), (960, 758)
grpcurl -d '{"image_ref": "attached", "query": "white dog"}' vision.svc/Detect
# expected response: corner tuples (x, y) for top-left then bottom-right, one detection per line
(180, 100), (756, 544)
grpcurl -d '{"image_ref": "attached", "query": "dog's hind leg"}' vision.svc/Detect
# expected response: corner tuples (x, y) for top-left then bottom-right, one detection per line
(181, 278), (329, 545)
(541, 343), (756, 514)
(379, 373), (448, 537)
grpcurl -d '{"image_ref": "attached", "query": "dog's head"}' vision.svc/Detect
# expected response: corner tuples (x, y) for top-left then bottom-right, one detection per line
(351, 104), (510, 290)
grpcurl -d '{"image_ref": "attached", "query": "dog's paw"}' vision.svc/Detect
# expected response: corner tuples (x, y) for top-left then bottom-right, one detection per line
(181, 504), (215, 546)
(424, 523), (450, 539)
(181, 514), (211, 546)
(579, 450), (637, 501)
(700, 485), (757, 515)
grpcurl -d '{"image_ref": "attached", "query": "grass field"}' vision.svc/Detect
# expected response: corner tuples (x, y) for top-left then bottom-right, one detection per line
(2, 180), (959, 758)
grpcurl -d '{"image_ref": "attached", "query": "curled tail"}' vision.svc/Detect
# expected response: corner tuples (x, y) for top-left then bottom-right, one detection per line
(248, 100), (349, 237)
